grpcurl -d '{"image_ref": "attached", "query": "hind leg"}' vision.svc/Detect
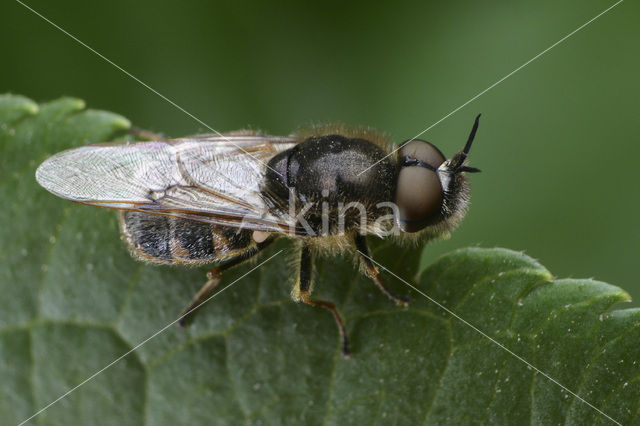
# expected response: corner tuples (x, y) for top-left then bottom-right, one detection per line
(178, 236), (275, 326)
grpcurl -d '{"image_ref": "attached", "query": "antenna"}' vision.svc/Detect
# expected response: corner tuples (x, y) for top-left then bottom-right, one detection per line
(463, 114), (481, 156)
(454, 114), (481, 169)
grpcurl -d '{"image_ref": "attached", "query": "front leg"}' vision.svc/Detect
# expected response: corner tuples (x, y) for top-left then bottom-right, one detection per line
(295, 243), (351, 358)
(354, 234), (410, 306)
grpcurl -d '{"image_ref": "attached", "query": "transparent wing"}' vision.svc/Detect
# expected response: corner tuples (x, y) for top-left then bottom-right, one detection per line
(36, 134), (299, 232)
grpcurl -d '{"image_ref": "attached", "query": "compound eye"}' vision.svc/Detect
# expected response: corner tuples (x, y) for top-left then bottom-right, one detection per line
(395, 140), (445, 232)
(399, 140), (446, 169)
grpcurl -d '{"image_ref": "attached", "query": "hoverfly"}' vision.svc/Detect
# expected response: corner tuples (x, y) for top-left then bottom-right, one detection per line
(35, 115), (481, 358)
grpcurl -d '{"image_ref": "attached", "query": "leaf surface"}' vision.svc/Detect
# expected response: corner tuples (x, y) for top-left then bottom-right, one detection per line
(1, 94), (638, 425)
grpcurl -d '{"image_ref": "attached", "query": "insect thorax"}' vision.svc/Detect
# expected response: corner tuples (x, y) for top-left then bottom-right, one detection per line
(262, 135), (397, 236)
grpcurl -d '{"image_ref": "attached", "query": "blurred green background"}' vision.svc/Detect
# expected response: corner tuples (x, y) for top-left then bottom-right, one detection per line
(2, 0), (639, 303)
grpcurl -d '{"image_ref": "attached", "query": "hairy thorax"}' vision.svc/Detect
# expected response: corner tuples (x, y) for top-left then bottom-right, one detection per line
(262, 135), (398, 237)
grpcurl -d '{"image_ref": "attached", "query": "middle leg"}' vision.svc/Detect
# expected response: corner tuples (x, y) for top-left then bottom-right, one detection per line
(296, 243), (351, 358)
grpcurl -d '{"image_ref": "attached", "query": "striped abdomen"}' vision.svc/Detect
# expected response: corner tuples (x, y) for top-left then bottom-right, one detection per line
(119, 211), (253, 264)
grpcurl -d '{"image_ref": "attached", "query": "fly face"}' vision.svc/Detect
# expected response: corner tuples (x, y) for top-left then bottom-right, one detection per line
(35, 116), (482, 358)
(394, 114), (482, 233)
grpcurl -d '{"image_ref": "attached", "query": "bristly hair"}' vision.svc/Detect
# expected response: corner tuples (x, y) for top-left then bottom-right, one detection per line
(293, 122), (394, 153)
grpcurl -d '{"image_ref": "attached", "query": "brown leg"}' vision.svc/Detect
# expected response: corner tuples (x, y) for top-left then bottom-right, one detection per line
(297, 244), (351, 358)
(354, 234), (410, 306)
(178, 267), (223, 326)
(178, 237), (275, 327)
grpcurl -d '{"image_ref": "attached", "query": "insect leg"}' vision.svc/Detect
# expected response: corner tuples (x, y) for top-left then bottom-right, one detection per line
(354, 234), (410, 306)
(297, 244), (351, 358)
(178, 236), (276, 327)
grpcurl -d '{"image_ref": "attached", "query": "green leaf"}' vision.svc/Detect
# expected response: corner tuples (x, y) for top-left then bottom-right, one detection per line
(2, 94), (639, 425)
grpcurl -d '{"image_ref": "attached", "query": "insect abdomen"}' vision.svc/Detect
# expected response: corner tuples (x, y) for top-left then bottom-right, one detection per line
(119, 212), (252, 264)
